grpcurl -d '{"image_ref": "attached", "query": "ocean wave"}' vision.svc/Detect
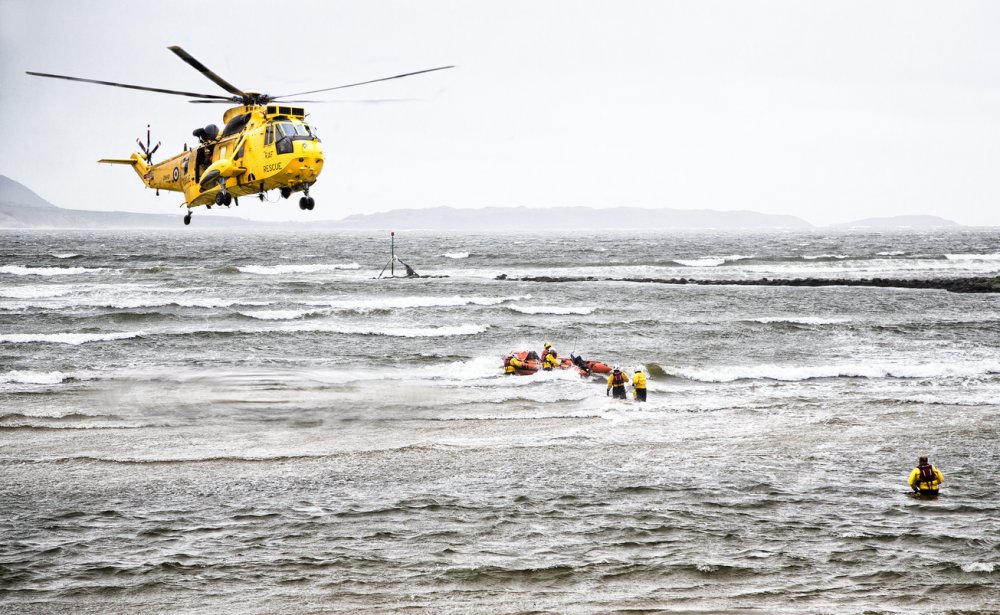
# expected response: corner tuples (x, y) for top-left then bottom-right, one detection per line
(136, 322), (491, 339)
(960, 562), (995, 573)
(238, 309), (318, 320)
(672, 255), (753, 267)
(877, 251), (907, 256)
(507, 305), (596, 315)
(315, 294), (530, 311)
(673, 258), (726, 267)
(0, 370), (67, 384)
(238, 263), (360, 275)
(945, 253), (1000, 262)
(52, 253), (81, 259)
(443, 252), (470, 259)
(0, 284), (77, 299)
(0, 331), (143, 345)
(666, 360), (1000, 383)
(0, 265), (103, 276)
(750, 316), (850, 325)
(295, 323), (488, 338)
(802, 254), (851, 260)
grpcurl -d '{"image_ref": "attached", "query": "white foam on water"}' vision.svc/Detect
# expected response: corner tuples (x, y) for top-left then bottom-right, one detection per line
(802, 254), (851, 260)
(0, 285), (77, 299)
(945, 253), (1000, 262)
(238, 263), (360, 275)
(670, 360), (1000, 383)
(0, 370), (67, 385)
(239, 309), (316, 320)
(751, 316), (850, 325)
(674, 258), (726, 267)
(508, 305), (596, 315)
(443, 252), (470, 259)
(961, 562), (994, 573)
(51, 253), (80, 259)
(193, 322), (492, 339)
(315, 294), (530, 311)
(0, 265), (103, 276)
(0, 331), (143, 345)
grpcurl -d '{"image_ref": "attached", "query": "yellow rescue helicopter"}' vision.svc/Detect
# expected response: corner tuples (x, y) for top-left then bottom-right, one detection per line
(27, 46), (452, 225)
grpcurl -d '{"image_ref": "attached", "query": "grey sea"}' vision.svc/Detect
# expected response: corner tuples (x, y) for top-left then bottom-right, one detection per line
(1, 228), (999, 614)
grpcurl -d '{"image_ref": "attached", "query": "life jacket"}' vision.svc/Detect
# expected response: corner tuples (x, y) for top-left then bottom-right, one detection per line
(611, 371), (626, 386)
(918, 464), (935, 482)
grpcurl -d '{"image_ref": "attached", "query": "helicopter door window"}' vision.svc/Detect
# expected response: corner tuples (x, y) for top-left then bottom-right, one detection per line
(264, 125), (274, 146)
(275, 122), (295, 155)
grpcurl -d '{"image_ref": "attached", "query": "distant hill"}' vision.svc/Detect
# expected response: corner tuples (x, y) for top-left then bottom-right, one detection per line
(331, 206), (812, 231)
(0, 174), (968, 231)
(834, 215), (958, 228)
(0, 175), (258, 229)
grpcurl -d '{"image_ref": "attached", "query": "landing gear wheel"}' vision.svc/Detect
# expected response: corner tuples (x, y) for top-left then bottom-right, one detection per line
(306, 196), (315, 210)
(183, 212), (192, 225)
(223, 193), (233, 206)
(299, 196), (309, 210)
(215, 192), (225, 206)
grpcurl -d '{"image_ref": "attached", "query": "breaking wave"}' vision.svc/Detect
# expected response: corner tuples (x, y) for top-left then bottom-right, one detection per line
(319, 295), (530, 311)
(0, 265), (103, 276)
(667, 360), (1000, 383)
(443, 252), (470, 259)
(507, 305), (596, 315)
(0, 332), (143, 345)
(749, 316), (850, 325)
(0, 370), (68, 385)
(238, 263), (361, 275)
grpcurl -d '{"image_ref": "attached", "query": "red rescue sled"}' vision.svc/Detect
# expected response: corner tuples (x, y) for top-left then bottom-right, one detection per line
(502, 350), (574, 375)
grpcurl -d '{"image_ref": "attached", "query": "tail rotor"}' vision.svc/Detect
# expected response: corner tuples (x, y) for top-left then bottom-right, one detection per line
(137, 124), (161, 163)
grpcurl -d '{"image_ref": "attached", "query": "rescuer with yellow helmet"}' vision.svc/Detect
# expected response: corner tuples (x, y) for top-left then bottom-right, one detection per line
(607, 364), (630, 399)
(632, 368), (647, 402)
(541, 342), (559, 371)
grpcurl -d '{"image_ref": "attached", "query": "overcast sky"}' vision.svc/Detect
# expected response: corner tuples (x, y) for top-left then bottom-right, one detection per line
(2, 0), (999, 225)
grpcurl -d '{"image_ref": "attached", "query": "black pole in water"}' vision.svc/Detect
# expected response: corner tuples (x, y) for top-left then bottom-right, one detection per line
(391, 231), (395, 277)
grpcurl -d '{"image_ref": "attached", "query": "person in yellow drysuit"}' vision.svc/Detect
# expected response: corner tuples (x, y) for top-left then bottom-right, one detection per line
(632, 368), (647, 402)
(503, 353), (523, 374)
(607, 364), (630, 399)
(908, 456), (944, 495)
(541, 342), (559, 371)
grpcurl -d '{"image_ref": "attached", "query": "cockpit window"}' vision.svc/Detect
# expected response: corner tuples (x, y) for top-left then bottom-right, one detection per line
(276, 122), (308, 138)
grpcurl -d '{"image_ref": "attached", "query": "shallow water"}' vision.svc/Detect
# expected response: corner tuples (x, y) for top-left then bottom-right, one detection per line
(2, 229), (999, 613)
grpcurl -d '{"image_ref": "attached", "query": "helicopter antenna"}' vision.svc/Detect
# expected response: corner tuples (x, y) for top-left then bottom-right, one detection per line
(136, 124), (161, 164)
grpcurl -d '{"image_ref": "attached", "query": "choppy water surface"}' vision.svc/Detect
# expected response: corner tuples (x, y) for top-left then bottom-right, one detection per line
(2, 228), (999, 614)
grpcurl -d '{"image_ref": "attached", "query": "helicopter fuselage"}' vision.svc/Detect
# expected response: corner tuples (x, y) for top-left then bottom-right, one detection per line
(112, 104), (324, 209)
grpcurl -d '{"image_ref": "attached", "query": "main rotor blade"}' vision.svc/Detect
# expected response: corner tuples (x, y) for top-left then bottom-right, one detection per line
(273, 66), (454, 99)
(26, 71), (234, 100)
(277, 98), (420, 104)
(168, 45), (245, 96)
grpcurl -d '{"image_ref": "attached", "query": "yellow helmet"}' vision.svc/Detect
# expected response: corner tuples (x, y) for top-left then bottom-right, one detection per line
(544, 342), (551, 349)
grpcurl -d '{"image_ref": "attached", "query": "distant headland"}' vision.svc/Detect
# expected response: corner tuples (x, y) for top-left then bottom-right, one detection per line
(0, 174), (965, 231)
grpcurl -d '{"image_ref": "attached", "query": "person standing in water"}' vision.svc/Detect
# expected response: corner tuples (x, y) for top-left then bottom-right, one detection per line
(607, 364), (630, 399)
(908, 456), (944, 495)
(632, 368), (647, 402)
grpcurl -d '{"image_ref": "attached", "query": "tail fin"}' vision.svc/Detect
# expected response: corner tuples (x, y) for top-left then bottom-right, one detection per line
(98, 153), (151, 184)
